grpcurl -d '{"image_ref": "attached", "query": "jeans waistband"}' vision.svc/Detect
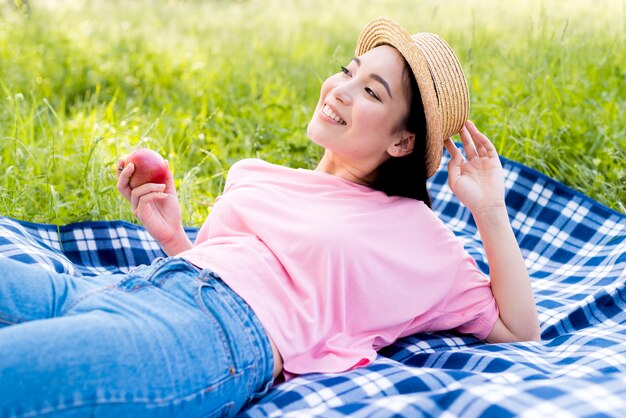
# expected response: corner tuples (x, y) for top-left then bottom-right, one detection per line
(138, 257), (274, 400)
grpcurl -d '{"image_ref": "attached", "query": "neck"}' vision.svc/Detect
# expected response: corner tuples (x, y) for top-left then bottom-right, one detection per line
(315, 151), (378, 186)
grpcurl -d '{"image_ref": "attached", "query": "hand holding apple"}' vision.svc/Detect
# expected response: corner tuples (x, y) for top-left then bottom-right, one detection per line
(121, 148), (169, 188)
(115, 148), (189, 254)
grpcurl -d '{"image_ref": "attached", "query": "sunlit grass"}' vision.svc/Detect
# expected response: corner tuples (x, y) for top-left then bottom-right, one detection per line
(1, 0), (624, 225)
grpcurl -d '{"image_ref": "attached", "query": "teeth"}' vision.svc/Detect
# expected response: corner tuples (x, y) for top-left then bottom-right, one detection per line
(322, 104), (346, 125)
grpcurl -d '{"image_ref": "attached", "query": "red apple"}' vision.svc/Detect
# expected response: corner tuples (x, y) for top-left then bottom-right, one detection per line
(124, 148), (169, 188)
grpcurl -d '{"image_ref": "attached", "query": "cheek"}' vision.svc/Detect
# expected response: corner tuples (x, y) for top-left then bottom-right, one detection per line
(354, 105), (387, 130)
(319, 78), (335, 101)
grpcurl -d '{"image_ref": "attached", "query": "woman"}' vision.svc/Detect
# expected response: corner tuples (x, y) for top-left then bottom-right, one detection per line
(0, 17), (539, 417)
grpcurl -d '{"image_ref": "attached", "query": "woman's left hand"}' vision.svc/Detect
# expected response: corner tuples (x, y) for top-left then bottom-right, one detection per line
(446, 122), (540, 343)
(444, 121), (505, 214)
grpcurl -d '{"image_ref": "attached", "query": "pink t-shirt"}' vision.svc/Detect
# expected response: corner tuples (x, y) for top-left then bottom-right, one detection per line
(179, 159), (498, 377)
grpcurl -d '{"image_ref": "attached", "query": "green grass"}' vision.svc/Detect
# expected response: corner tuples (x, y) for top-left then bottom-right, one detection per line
(1, 0), (625, 225)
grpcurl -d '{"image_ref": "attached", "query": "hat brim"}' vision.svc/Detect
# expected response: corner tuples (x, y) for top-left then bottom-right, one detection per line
(355, 17), (469, 178)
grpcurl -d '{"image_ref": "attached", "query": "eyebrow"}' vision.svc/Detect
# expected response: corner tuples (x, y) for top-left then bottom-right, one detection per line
(351, 57), (393, 99)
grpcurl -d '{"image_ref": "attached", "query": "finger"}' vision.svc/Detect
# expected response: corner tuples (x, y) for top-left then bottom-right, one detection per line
(130, 183), (167, 211)
(463, 121), (487, 156)
(462, 121), (488, 158)
(466, 121), (498, 158)
(133, 191), (169, 219)
(459, 126), (478, 160)
(444, 138), (463, 182)
(117, 161), (134, 179)
(163, 162), (177, 193)
(444, 138), (463, 162)
(476, 141), (489, 158)
(116, 159), (125, 178)
(443, 137), (457, 155)
(116, 162), (135, 200)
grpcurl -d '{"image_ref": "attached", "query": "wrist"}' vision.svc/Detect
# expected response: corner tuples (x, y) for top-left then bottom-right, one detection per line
(472, 203), (509, 229)
(161, 226), (192, 255)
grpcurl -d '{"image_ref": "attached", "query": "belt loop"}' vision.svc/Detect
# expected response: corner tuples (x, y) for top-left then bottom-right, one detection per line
(197, 268), (220, 283)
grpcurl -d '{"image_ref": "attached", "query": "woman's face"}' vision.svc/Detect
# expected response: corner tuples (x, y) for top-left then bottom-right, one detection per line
(307, 45), (412, 166)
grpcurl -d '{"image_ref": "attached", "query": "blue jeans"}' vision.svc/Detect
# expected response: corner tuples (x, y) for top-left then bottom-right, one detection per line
(0, 257), (274, 417)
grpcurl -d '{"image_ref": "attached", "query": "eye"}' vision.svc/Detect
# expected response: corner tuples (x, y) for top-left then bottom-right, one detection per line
(340, 66), (351, 77)
(365, 87), (381, 102)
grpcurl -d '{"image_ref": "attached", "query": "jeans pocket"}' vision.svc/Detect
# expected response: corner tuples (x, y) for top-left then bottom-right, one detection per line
(194, 282), (238, 369)
(202, 401), (234, 418)
(249, 379), (273, 401)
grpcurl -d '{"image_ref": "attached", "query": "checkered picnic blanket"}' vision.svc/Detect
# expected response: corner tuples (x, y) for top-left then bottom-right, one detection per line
(1, 153), (625, 417)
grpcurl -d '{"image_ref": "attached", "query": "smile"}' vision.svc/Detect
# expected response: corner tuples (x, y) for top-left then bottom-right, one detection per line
(322, 104), (346, 125)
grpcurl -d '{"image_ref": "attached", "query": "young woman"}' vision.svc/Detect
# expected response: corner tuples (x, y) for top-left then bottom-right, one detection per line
(0, 17), (539, 417)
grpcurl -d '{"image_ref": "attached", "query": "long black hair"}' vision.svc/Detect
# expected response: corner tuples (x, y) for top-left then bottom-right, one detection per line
(369, 57), (431, 207)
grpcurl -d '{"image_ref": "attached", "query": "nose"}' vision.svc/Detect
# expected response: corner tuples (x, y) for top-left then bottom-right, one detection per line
(331, 81), (353, 106)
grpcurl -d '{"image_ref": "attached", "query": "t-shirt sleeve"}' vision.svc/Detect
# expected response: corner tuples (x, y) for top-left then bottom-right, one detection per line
(429, 250), (499, 340)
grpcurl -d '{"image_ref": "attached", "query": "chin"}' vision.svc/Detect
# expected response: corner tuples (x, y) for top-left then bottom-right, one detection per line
(307, 126), (333, 153)
(306, 119), (323, 147)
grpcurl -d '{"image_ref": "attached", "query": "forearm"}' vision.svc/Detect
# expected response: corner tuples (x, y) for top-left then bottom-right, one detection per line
(474, 205), (540, 342)
(159, 226), (193, 256)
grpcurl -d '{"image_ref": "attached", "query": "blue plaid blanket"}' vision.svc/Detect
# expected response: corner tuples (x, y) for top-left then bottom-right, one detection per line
(1, 154), (625, 417)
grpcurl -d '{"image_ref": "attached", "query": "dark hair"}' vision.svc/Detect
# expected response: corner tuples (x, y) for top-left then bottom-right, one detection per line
(369, 58), (431, 207)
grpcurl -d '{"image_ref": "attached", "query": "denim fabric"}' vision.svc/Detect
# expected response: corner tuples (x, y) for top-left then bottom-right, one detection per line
(0, 256), (274, 417)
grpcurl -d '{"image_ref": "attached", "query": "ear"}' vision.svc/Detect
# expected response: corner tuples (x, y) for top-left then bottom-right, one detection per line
(387, 132), (415, 158)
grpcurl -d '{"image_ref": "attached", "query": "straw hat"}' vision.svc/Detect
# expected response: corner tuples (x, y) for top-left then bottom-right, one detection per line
(356, 17), (470, 178)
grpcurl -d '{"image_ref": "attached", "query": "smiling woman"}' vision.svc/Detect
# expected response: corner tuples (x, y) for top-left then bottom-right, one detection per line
(310, 45), (434, 205)
(0, 15), (540, 417)
(309, 46), (416, 187)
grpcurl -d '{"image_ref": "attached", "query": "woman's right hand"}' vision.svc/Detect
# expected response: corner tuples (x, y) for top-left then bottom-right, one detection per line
(116, 159), (191, 255)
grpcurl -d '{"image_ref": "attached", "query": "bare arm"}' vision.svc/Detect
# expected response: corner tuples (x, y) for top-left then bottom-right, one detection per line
(445, 121), (540, 342)
(474, 206), (540, 342)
